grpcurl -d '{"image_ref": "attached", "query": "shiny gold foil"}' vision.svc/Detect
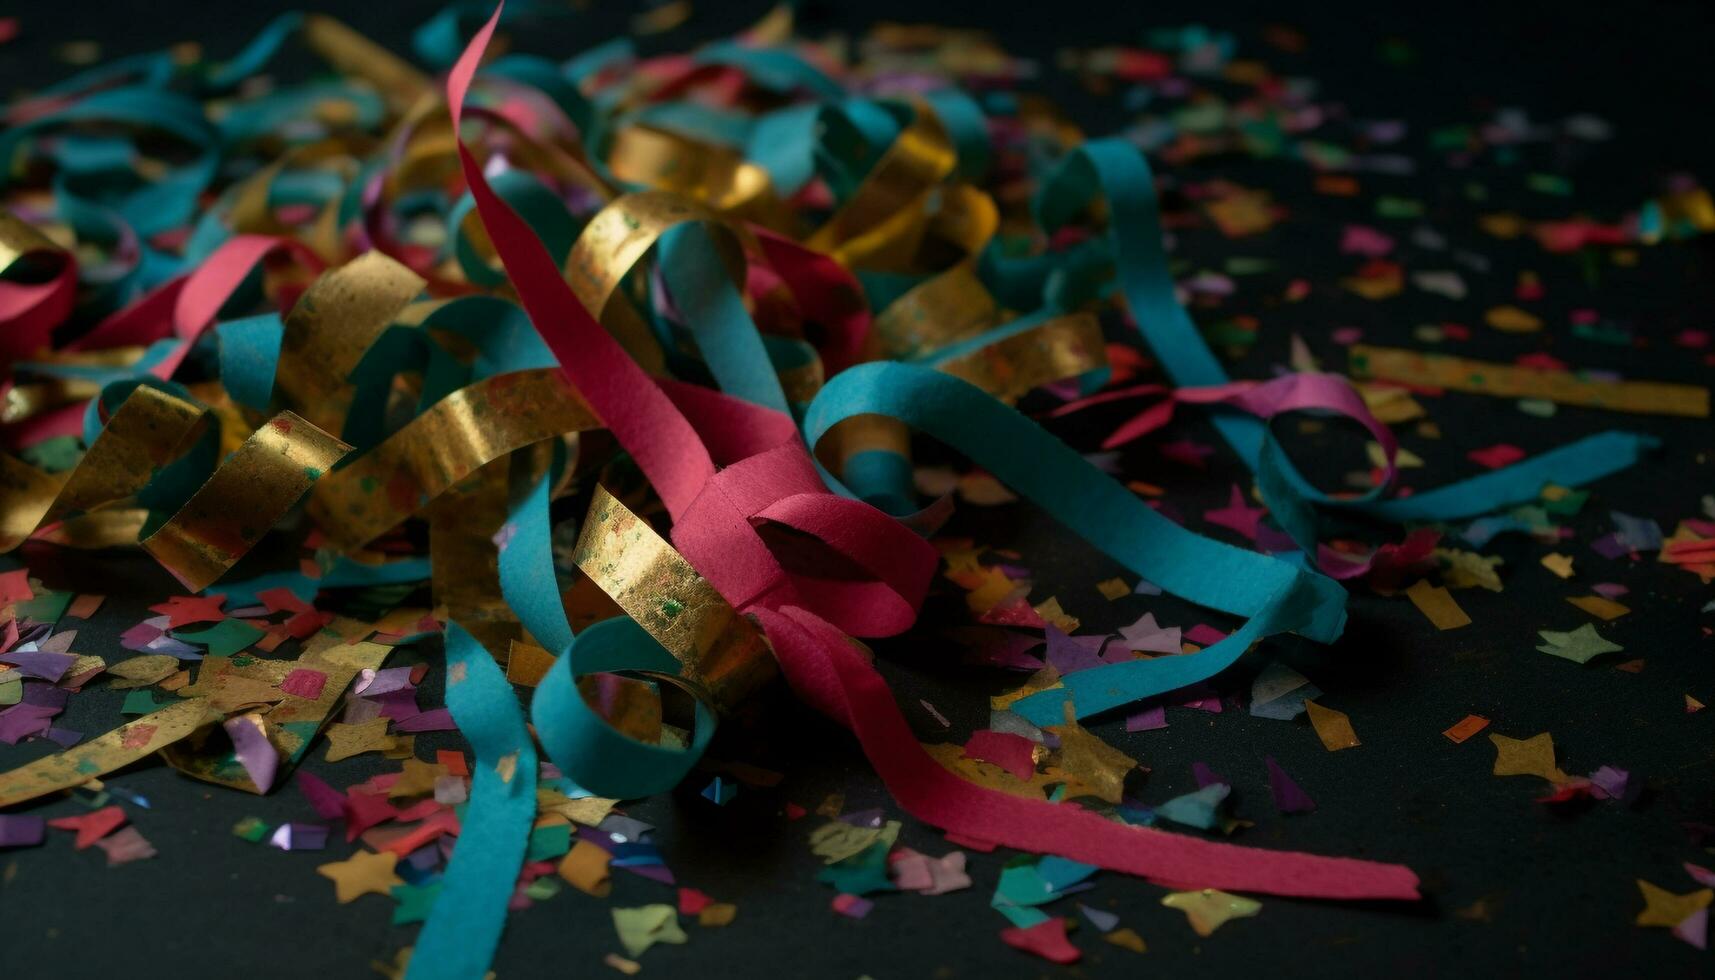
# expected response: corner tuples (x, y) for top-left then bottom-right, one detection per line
(0, 384), (208, 552)
(0, 699), (220, 808)
(933, 311), (1106, 403)
(142, 411), (352, 591)
(160, 640), (391, 793)
(312, 369), (597, 550)
(573, 485), (776, 714)
(275, 251), (426, 434)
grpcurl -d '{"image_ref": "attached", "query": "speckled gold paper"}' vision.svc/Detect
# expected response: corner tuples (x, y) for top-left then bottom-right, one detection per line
(142, 411), (351, 591)
(312, 369), (597, 549)
(574, 485), (775, 713)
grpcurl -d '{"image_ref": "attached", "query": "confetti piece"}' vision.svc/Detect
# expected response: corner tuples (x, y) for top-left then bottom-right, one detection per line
(1634, 879), (1712, 928)
(316, 849), (404, 903)
(1104, 927), (1147, 953)
(1541, 554), (1575, 578)
(1565, 595), (1630, 620)
(1304, 700), (1361, 751)
(1442, 715), (1491, 743)
(1536, 623), (1623, 664)
(999, 917), (1081, 964)
(612, 904), (687, 958)
(1161, 889), (1262, 936)
(1265, 757), (1316, 814)
(1489, 732), (1570, 783)
(1403, 579), (1472, 630)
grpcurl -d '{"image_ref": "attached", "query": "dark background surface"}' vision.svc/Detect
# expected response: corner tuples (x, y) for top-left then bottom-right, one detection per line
(3, 1), (1714, 978)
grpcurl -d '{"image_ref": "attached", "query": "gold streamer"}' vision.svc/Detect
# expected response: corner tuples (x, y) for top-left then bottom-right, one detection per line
(142, 411), (351, 591)
(1349, 344), (1710, 418)
(275, 251), (426, 434)
(161, 641), (391, 792)
(312, 369), (598, 550)
(0, 699), (220, 808)
(807, 100), (957, 270)
(933, 312), (1106, 404)
(574, 485), (776, 714)
(0, 385), (208, 551)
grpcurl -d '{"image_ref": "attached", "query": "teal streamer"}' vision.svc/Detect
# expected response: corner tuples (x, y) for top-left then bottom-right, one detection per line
(803, 362), (1347, 642)
(405, 623), (538, 980)
(530, 617), (716, 800)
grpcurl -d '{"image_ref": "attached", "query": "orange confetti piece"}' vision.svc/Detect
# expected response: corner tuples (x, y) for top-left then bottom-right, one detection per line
(1304, 700), (1361, 751)
(1442, 714), (1491, 743)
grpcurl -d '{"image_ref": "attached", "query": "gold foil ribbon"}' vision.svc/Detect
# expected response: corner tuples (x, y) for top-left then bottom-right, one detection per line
(312, 368), (599, 550)
(1, 384), (208, 551)
(161, 641), (392, 792)
(275, 251), (427, 434)
(807, 100), (957, 271)
(142, 411), (352, 591)
(0, 699), (220, 808)
(1349, 344), (1710, 418)
(0, 206), (67, 278)
(573, 485), (775, 714)
(933, 312), (1106, 404)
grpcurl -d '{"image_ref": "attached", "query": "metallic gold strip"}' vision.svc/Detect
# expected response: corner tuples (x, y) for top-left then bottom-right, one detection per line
(142, 411), (352, 591)
(311, 368), (598, 550)
(0, 699), (220, 808)
(573, 485), (775, 714)
(301, 14), (435, 113)
(933, 312), (1107, 404)
(1349, 344), (1710, 418)
(276, 250), (426, 434)
(0, 385), (208, 551)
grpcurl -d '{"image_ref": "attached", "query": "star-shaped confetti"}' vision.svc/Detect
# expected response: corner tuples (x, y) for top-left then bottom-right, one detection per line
(324, 718), (394, 763)
(1634, 879), (1712, 929)
(316, 848), (403, 903)
(388, 757), (446, 799)
(147, 594), (227, 627)
(1488, 732), (1569, 783)
(611, 904), (688, 958)
(390, 881), (443, 925)
(1536, 623), (1623, 664)
(1204, 484), (1266, 540)
(1161, 889), (1262, 936)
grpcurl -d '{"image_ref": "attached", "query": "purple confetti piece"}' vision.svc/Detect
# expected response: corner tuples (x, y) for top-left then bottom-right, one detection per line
(296, 771), (348, 821)
(1125, 705), (1168, 732)
(224, 715), (279, 793)
(1266, 756), (1317, 814)
(0, 814), (46, 848)
(1191, 762), (1230, 789)
(393, 707), (455, 732)
(0, 650), (74, 682)
(268, 822), (329, 851)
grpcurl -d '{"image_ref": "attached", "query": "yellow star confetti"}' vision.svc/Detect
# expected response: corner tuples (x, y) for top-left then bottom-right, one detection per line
(1634, 879), (1712, 928)
(388, 757), (446, 798)
(322, 717), (393, 762)
(1161, 889), (1261, 936)
(1304, 700), (1361, 751)
(316, 848), (403, 903)
(1488, 732), (1569, 783)
(1048, 704), (1138, 804)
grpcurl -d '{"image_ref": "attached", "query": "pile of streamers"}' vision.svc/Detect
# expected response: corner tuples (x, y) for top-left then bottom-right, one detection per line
(0, 4), (1662, 977)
